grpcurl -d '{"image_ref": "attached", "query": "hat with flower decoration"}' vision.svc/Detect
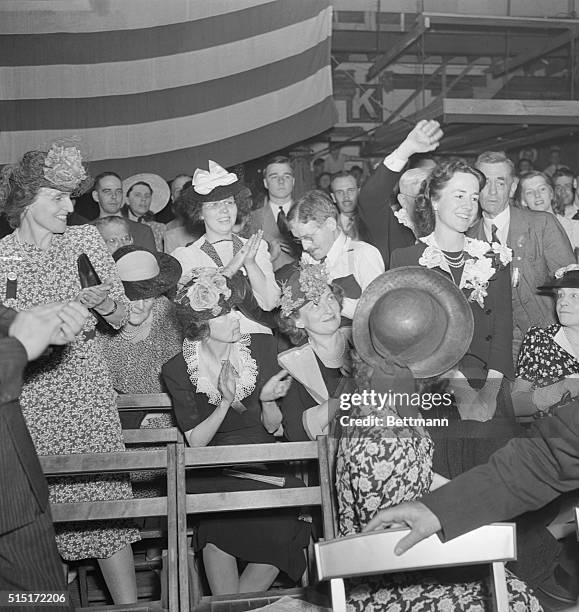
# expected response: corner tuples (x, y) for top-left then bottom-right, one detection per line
(279, 262), (332, 317)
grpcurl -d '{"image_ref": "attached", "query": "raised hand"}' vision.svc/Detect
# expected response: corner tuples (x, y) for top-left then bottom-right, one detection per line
(362, 501), (442, 555)
(260, 369), (292, 402)
(398, 120), (444, 160)
(218, 359), (237, 405)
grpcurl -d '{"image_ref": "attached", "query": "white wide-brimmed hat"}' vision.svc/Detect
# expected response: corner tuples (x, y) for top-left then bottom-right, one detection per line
(123, 173), (170, 214)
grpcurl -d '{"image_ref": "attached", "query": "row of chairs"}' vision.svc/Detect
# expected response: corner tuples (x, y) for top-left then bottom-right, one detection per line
(40, 393), (518, 612)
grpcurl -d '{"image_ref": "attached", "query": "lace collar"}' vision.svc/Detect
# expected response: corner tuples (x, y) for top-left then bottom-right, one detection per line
(183, 334), (257, 405)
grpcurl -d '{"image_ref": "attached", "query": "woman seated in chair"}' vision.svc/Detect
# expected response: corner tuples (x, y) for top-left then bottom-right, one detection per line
(335, 268), (542, 611)
(276, 263), (352, 442)
(513, 267), (579, 417)
(98, 245), (182, 429)
(161, 268), (310, 595)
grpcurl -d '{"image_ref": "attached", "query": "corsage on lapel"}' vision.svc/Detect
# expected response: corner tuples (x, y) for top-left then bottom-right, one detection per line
(418, 233), (512, 308)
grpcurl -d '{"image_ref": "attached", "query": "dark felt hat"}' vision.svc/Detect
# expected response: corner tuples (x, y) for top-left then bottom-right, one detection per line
(353, 266), (474, 378)
(113, 245), (181, 300)
(539, 269), (579, 292)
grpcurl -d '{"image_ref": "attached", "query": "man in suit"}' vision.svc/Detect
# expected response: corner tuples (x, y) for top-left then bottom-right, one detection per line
(91, 172), (156, 251)
(329, 171), (370, 243)
(363, 399), (579, 608)
(467, 151), (575, 360)
(0, 301), (88, 602)
(357, 121), (441, 269)
(244, 156), (298, 273)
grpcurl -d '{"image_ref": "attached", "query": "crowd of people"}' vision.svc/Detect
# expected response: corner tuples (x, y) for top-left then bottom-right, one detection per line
(2, 119), (579, 610)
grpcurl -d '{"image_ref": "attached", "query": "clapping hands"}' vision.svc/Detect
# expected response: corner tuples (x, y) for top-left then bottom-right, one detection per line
(222, 231), (263, 277)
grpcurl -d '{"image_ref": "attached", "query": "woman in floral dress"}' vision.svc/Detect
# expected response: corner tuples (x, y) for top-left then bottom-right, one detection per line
(390, 160), (519, 477)
(335, 268), (542, 611)
(513, 268), (579, 416)
(0, 145), (140, 604)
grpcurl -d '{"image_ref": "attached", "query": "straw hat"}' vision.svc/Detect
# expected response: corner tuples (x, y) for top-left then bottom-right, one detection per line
(123, 173), (170, 214)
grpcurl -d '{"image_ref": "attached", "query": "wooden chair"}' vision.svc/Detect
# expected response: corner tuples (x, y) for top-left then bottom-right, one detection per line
(176, 437), (335, 611)
(40, 439), (180, 612)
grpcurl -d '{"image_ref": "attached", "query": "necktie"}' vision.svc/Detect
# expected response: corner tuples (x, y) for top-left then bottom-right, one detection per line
(490, 224), (500, 245)
(276, 206), (302, 258)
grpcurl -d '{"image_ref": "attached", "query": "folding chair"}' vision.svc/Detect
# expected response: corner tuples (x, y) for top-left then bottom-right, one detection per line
(315, 518), (516, 612)
(40, 442), (180, 612)
(176, 437), (334, 611)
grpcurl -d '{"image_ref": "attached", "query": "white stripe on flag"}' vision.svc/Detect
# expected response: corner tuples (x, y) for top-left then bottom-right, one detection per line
(0, 66), (333, 162)
(0, 8), (331, 100)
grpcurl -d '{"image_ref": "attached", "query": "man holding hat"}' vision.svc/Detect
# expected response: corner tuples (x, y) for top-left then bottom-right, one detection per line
(91, 172), (156, 251)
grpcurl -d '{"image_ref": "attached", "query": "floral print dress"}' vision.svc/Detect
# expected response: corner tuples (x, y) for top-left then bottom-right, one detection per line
(0, 226), (140, 560)
(335, 410), (543, 611)
(517, 324), (579, 387)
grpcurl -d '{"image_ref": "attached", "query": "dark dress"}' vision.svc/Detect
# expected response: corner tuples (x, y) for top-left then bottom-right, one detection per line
(390, 241), (520, 478)
(280, 350), (343, 442)
(161, 334), (310, 582)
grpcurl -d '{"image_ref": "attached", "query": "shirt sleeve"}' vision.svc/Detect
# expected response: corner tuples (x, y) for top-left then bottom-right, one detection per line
(161, 355), (208, 435)
(253, 238), (281, 310)
(421, 401), (579, 541)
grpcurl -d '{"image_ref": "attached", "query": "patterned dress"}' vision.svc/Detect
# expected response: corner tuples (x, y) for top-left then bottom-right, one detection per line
(335, 411), (543, 611)
(517, 324), (579, 387)
(0, 226), (140, 560)
(143, 220), (166, 252)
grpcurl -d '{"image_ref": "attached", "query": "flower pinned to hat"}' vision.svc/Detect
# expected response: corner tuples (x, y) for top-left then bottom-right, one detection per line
(44, 143), (88, 191)
(280, 263), (330, 317)
(176, 268), (234, 318)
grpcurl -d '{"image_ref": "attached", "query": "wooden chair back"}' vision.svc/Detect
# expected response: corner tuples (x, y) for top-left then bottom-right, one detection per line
(177, 437), (334, 610)
(40, 443), (180, 612)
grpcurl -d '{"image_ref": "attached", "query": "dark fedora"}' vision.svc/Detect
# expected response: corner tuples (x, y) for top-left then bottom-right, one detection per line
(353, 267), (474, 378)
(113, 245), (181, 300)
(539, 269), (579, 292)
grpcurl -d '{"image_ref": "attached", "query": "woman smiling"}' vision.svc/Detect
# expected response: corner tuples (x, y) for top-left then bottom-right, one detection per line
(171, 161), (279, 336)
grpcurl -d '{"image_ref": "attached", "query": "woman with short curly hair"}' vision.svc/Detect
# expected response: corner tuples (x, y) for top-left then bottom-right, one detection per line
(0, 143), (139, 603)
(171, 161), (279, 338)
(161, 268), (310, 595)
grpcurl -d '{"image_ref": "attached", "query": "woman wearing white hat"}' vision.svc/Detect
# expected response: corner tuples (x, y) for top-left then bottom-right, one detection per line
(171, 161), (280, 337)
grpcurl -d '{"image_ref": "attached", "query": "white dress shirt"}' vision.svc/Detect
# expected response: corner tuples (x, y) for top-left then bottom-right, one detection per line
(302, 232), (384, 320)
(483, 206), (510, 245)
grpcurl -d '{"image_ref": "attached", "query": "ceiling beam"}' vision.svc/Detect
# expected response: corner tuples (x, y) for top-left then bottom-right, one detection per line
(492, 27), (579, 77)
(423, 12), (579, 31)
(440, 98), (579, 124)
(366, 15), (427, 80)
(332, 31), (567, 58)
